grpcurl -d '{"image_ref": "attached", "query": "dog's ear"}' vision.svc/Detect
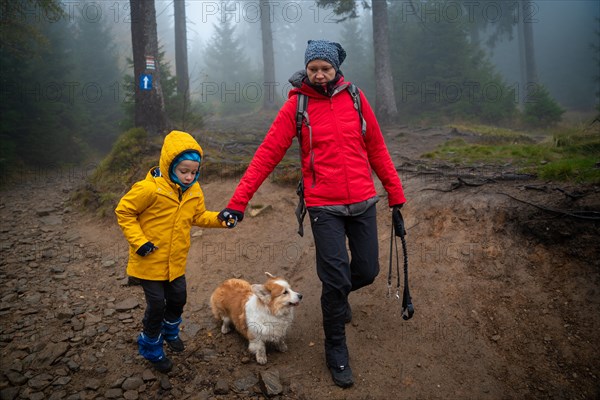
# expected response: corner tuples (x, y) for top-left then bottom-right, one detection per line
(251, 284), (272, 304)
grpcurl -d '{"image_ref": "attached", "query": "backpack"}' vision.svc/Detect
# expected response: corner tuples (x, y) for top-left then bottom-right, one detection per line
(294, 83), (367, 236)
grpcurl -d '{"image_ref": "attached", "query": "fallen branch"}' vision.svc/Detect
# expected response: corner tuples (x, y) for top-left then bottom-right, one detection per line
(499, 192), (600, 221)
(553, 187), (587, 200)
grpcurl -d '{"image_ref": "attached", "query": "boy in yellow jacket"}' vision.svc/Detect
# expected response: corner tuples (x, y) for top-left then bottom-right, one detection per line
(115, 130), (236, 372)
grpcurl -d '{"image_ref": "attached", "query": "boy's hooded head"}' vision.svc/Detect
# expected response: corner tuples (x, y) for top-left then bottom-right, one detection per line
(159, 130), (203, 190)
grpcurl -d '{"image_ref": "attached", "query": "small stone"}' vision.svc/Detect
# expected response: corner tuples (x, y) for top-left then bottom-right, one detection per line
(123, 390), (139, 400)
(142, 369), (156, 382)
(115, 297), (139, 311)
(35, 342), (69, 367)
(48, 390), (67, 400)
(85, 378), (101, 390)
(160, 375), (172, 390)
(259, 370), (282, 396)
(51, 266), (65, 273)
(105, 388), (123, 399)
(52, 376), (72, 386)
(200, 348), (218, 361)
(122, 376), (144, 391)
(249, 204), (272, 217)
(36, 208), (55, 217)
(232, 373), (259, 393)
(214, 379), (229, 395)
(0, 387), (20, 400)
(6, 371), (28, 385)
(491, 334), (501, 342)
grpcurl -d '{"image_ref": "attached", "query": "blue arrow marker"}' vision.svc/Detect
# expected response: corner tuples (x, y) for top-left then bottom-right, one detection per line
(140, 74), (153, 91)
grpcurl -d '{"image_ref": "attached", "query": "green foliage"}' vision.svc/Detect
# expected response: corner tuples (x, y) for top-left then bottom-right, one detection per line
(0, 0), (126, 178)
(0, 4), (87, 174)
(424, 123), (600, 183)
(388, 1), (517, 124)
(93, 127), (149, 179)
(0, 0), (64, 57)
(316, 0), (361, 21)
(522, 84), (565, 127)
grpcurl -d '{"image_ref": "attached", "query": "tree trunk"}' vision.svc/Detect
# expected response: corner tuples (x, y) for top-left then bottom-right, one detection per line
(260, 0), (277, 110)
(518, 0), (538, 106)
(174, 0), (189, 102)
(522, 0), (537, 85)
(130, 0), (169, 135)
(371, 0), (397, 122)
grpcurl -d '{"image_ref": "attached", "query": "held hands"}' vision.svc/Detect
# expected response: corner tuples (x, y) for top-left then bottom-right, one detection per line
(218, 208), (244, 229)
(136, 242), (158, 256)
(392, 204), (406, 237)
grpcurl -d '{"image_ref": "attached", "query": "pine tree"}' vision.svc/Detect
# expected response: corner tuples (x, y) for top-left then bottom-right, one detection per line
(202, 17), (258, 114)
(388, 1), (516, 123)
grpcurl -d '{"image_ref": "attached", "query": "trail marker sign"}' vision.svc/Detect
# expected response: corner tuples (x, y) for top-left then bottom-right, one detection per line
(140, 74), (152, 91)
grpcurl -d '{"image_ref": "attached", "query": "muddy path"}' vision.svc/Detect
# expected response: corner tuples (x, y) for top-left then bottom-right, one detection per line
(1, 125), (599, 400)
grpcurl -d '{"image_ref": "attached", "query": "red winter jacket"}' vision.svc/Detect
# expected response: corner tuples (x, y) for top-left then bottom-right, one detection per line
(227, 75), (405, 212)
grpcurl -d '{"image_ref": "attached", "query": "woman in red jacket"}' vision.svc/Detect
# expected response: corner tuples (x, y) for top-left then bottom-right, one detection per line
(222, 40), (406, 388)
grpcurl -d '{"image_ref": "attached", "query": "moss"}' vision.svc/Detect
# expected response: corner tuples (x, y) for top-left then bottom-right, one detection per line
(425, 123), (600, 183)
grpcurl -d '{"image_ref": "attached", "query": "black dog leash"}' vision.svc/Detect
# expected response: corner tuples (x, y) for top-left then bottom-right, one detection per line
(388, 208), (414, 320)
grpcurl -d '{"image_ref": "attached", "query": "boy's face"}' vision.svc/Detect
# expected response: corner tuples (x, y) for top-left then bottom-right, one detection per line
(174, 160), (200, 185)
(306, 59), (336, 86)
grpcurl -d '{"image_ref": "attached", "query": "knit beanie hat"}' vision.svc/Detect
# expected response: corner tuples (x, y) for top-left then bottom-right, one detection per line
(169, 150), (201, 191)
(304, 40), (347, 71)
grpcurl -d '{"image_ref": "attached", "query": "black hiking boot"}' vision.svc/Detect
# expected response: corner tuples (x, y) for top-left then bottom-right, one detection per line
(166, 337), (185, 353)
(328, 364), (354, 388)
(151, 356), (173, 373)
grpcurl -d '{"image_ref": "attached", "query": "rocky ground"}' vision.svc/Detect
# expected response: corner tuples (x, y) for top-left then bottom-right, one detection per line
(1, 125), (599, 400)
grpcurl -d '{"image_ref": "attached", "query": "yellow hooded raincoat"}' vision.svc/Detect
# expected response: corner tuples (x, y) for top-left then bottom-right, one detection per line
(115, 131), (222, 281)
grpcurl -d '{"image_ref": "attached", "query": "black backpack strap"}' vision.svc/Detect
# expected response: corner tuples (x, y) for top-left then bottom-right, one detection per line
(348, 83), (366, 136)
(296, 93), (308, 140)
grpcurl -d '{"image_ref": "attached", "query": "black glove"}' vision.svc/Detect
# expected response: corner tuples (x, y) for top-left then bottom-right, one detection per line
(136, 242), (158, 256)
(392, 206), (406, 237)
(218, 208), (244, 228)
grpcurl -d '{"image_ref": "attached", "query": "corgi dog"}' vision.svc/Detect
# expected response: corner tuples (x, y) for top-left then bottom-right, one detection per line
(210, 272), (302, 365)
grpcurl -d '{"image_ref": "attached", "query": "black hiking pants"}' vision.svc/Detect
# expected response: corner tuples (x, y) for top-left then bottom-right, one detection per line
(139, 275), (187, 338)
(308, 204), (379, 368)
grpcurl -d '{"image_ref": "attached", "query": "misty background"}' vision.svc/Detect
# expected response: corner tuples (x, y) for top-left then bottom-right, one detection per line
(1, 0), (598, 170)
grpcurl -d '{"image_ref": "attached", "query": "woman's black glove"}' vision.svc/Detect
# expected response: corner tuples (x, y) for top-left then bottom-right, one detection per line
(392, 205), (406, 237)
(218, 208), (244, 228)
(136, 242), (158, 256)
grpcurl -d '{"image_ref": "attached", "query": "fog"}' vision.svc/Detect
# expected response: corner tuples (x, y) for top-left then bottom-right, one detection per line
(2, 0), (599, 168)
(143, 0), (599, 109)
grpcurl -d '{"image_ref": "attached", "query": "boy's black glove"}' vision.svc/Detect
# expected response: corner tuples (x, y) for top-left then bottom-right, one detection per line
(392, 205), (406, 237)
(218, 208), (244, 228)
(136, 242), (158, 256)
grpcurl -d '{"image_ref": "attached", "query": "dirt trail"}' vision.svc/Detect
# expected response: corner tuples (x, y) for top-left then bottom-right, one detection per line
(1, 126), (599, 400)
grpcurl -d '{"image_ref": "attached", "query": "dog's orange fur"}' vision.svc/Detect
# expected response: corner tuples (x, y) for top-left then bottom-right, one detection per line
(209, 278), (252, 338)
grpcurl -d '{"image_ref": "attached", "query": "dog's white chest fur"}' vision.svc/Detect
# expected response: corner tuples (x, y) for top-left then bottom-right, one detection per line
(245, 295), (294, 342)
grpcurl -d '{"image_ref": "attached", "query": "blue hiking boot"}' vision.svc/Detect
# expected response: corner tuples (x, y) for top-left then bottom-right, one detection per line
(162, 318), (185, 353)
(137, 333), (172, 373)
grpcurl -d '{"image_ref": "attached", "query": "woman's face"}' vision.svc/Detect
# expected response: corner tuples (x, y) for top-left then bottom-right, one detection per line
(306, 59), (336, 86)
